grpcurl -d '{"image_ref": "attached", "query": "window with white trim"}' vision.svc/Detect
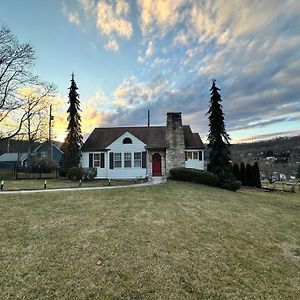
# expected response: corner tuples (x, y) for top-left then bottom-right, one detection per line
(192, 151), (199, 160)
(185, 151), (202, 160)
(134, 152), (142, 167)
(124, 152), (132, 168)
(114, 153), (122, 168)
(93, 153), (100, 167)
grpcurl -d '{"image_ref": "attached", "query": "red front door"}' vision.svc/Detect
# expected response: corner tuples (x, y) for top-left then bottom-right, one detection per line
(152, 153), (162, 176)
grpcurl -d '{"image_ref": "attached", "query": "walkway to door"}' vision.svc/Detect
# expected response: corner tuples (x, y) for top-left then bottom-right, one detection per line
(0, 179), (165, 195)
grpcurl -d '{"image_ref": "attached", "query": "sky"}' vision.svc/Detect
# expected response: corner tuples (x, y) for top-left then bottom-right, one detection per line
(0, 0), (299, 143)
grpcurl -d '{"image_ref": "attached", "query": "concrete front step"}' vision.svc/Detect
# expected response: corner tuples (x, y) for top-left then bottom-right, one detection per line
(151, 176), (167, 183)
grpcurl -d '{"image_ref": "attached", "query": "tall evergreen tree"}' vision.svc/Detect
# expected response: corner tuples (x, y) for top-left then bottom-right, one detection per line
(232, 163), (240, 181)
(240, 162), (246, 186)
(296, 165), (300, 179)
(252, 162), (262, 188)
(245, 163), (253, 186)
(60, 73), (83, 174)
(206, 79), (233, 183)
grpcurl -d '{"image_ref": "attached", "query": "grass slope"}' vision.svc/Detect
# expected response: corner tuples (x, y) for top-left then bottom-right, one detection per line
(0, 182), (300, 299)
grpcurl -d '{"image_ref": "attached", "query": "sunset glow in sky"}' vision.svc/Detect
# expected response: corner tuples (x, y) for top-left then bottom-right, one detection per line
(1, 0), (299, 142)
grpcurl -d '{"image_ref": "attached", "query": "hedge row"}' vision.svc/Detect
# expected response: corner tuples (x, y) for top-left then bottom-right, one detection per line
(169, 168), (220, 187)
(169, 167), (241, 191)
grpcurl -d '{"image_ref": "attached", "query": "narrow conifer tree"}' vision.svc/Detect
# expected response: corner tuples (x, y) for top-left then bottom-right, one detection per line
(60, 73), (83, 174)
(297, 165), (300, 179)
(232, 163), (240, 181)
(240, 162), (246, 186)
(206, 79), (233, 183)
(246, 163), (253, 186)
(252, 162), (262, 188)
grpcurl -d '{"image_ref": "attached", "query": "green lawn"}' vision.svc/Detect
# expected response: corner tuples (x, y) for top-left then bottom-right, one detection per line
(0, 178), (134, 191)
(0, 182), (300, 299)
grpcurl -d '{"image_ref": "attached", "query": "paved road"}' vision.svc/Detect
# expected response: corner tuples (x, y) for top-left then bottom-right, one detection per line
(0, 179), (165, 195)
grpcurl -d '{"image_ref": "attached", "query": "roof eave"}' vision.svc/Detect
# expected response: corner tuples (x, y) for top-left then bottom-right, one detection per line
(185, 146), (205, 149)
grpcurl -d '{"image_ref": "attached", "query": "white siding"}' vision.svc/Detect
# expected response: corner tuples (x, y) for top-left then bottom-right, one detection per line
(81, 152), (89, 167)
(106, 132), (147, 179)
(97, 152), (108, 178)
(185, 150), (204, 170)
(81, 151), (108, 178)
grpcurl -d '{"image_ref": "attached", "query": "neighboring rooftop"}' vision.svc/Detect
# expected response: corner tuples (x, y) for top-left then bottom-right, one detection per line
(0, 152), (28, 162)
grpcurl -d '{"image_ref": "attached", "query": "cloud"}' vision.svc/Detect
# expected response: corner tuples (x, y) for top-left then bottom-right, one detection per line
(113, 76), (169, 110)
(82, 89), (116, 113)
(96, 0), (133, 40)
(52, 95), (68, 142)
(187, 1), (293, 46)
(64, 0), (133, 51)
(62, 2), (81, 25)
(105, 38), (119, 52)
(150, 57), (169, 68)
(61, 0), (300, 142)
(230, 116), (300, 132)
(52, 90), (114, 142)
(138, 0), (186, 37)
(145, 40), (154, 57)
(137, 55), (145, 64)
(236, 129), (300, 143)
(173, 30), (189, 45)
(77, 0), (95, 12)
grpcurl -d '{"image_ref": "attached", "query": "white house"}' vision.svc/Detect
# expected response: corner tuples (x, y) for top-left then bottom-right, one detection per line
(81, 112), (205, 179)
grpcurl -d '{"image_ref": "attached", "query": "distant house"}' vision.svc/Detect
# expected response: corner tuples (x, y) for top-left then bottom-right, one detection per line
(0, 141), (63, 170)
(0, 152), (27, 169)
(31, 141), (63, 166)
(81, 112), (205, 179)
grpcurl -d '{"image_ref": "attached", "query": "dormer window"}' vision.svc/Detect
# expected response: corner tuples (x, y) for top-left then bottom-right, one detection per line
(123, 137), (132, 144)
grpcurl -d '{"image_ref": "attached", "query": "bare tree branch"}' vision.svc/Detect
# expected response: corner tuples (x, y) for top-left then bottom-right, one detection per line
(0, 24), (56, 141)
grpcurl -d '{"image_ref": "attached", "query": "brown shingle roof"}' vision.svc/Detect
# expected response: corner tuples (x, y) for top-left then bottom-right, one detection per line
(81, 125), (204, 151)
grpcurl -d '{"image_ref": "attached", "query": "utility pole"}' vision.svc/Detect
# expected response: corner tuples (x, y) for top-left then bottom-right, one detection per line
(49, 104), (53, 141)
(49, 105), (54, 164)
(147, 110), (150, 127)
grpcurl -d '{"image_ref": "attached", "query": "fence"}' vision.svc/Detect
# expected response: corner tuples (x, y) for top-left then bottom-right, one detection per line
(261, 180), (300, 192)
(0, 166), (59, 180)
(15, 166), (59, 179)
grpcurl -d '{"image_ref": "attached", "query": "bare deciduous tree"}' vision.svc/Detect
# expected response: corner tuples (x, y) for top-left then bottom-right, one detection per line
(20, 83), (56, 159)
(0, 24), (56, 141)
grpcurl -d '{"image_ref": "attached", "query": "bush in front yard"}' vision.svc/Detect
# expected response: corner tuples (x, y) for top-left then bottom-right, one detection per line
(82, 168), (97, 180)
(58, 168), (67, 177)
(169, 168), (220, 187)
(67, 167), (83, 180)
(221, 180), (241, 191)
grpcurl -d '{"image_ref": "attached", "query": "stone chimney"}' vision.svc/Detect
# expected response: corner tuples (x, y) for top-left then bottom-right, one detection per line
(165, 112), (185, 174)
